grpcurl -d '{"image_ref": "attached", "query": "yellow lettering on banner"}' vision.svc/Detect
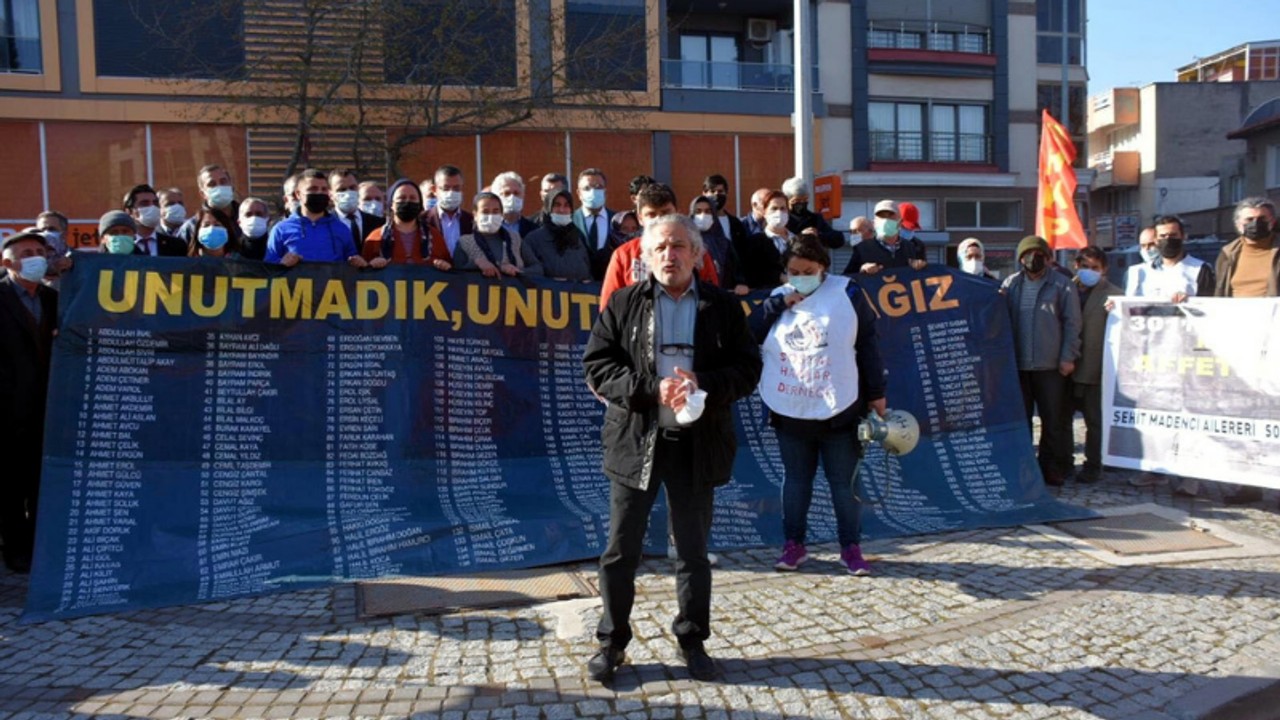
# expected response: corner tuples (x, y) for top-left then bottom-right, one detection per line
(394, 280), (408, 320)
(1136, 353), (1232, 377)
(315, 280), (353, 320)
(541, 289), (570, 330)
(468, 285), (500, 325)
(1196, 357), (1216, 376)
(505, 287), (537, 327)
(188, 275), (228, 318)
(356, 280), (389, 319)
(143, 271), (183, 316)
(230, 277), (267, 318)
(98, 269), (138, 313)
(879, 277), (912, 317)
(412, 281), (450, 322)
(925, 275), (960, 311)
(570, 292), (597, 330)
(270, 277), (313, 319)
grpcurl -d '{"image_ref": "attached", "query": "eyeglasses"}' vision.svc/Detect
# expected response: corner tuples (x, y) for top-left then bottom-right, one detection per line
(659, 343), (695, 357)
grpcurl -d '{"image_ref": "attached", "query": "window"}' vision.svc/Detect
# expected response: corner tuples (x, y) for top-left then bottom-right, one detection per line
(1267, 146), (1280, 190)
(679, 33), (739, 89)
(93, 0), (244, 79)
(385, 0), (517, 86)
(565, 0), (646, 91)
(945, 200), (1022, 230)
(870, 101), (988, 163)
(0, 0), (41, 73)
(1035, 0), (1084, 65)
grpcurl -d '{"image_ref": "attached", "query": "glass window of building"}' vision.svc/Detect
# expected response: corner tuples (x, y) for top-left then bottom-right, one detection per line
(0, 0), (41, 73)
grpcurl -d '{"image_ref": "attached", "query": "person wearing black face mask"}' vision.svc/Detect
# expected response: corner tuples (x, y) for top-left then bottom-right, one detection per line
(1215, 196), (1280, 299)
(1000, 235), (1082, 487)
(701, 174), (749, 250)
(264, 168), (366, 268)
(360, 178), (454, 271)
(1130, 215), (1215, 303)
(780, 176), (844, 249)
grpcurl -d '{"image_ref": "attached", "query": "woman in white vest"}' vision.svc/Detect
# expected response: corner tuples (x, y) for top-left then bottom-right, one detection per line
(751, 234), (887, 575)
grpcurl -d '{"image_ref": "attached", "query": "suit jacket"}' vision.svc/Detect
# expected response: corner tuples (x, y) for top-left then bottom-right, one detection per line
(573, 207), (617, 280)
(135, 231), (188, 257)
(337, 210), (385, 252)
(737, 232), (789, 290)
(1073, 278), (1122, 385)
(0, 275), (58, 424)
(423, 207), (475, 256)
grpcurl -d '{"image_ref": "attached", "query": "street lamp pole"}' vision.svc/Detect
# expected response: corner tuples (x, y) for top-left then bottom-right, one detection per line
(794, 0), (814, 187)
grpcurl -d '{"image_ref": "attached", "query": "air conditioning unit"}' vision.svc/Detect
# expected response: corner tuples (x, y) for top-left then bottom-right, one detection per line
(747, 18), (776, 44)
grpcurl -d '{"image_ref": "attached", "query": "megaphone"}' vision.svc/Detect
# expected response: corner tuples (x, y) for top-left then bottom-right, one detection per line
(857, 408), (920, 456)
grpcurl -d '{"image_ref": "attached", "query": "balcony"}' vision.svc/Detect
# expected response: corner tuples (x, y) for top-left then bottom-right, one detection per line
(866, 20), (995, 69)
(1090, 150), (1140, 188)
(1087, 87), (1139, 133)
(870, 131), (992, 164)
(660, 59), (819, 92)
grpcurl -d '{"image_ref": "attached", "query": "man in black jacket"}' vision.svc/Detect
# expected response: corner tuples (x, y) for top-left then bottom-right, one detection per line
(781, 176), (844, 249)
(583, 214), (761, 683)
(0, 231), (59, 573)
(125, 184), (187, 256)
(842, 199), (927, 275)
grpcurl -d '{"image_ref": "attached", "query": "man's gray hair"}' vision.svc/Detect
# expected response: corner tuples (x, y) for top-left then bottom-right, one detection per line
(640, 214), (704, 268)
(781, 176), (808, 198)
(1235, 196), (1277, 223)
(491, 171), (524, 192)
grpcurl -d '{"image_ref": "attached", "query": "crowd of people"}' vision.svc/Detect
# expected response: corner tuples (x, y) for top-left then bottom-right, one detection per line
(2, 158), (1278, 682)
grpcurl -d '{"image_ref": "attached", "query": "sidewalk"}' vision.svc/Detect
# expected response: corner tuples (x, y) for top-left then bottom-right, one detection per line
(2, 430), (1278, 719)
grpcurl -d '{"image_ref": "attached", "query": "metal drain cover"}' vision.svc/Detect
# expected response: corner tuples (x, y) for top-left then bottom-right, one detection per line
(1050, 512), (1237, 556)
(357, 567), (597, 618)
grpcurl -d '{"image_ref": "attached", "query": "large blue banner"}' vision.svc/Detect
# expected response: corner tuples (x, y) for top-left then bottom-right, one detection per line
(26, 255), (1085, 622)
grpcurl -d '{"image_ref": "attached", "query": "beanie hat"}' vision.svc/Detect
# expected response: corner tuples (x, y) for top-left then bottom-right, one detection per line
(1016, 235), (1049, 260)
(99, 210), (137, 237)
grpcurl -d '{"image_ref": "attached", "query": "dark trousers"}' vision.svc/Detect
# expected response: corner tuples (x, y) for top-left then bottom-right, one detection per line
(597, 432), (714, 651)
(0, 428), (42, 567)
(1072, 381), (1103, 473)
(1019, 369), (1073, 478)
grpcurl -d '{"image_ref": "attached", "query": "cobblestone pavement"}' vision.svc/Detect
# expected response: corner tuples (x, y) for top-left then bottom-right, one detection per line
(2, 420), (1278, 719)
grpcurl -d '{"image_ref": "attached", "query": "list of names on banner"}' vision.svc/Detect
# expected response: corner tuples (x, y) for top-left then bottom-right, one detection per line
(538, 340), (609, 551)
(433, 336), (530, 568)
(197, 332), (281, 600)
(59, 328), (163, 613)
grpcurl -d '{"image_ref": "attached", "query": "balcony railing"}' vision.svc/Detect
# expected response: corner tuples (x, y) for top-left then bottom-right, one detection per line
(660, 59), (819, 92)
(867, 20), (992, 55)
(870, 131), (992, 163)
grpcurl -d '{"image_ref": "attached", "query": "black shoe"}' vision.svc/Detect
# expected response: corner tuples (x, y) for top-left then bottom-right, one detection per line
(1076, 468), (1102, 485)
(1224, 486), (1263, 505)
(680, 644), (718, 681)
(586, 646), (625, 682)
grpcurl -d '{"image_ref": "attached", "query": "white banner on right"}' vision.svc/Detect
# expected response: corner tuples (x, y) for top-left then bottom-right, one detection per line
(1102, 298), (1280, 490)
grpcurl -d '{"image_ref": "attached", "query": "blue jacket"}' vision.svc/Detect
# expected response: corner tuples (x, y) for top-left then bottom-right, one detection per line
(265, 212), (357, 264)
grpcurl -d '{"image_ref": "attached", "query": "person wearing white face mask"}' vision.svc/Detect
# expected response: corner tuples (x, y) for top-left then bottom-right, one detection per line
(422, 164), (473, 258)
(357, 181), (385, 218)
(1068, 246), (1121, 487)
(841, 199), (926, 275)
(738, 189), (795, 290)
(176, 164), (238, 247)
(236, 197), (272, 260)
(572, 168), (615, 280)
(491, 171), (538, 244)
(327, 168), (382, 254)
(957, 237), (1000, 280)
(523, 188), (592, 281)
(689, 195), (748, 295)
(0, 230), (59, 574)
(456, 192), (542, 278)
(124, 184), (187, 257)
(750, 233), (886, 576)
(158, 188), (186, 235)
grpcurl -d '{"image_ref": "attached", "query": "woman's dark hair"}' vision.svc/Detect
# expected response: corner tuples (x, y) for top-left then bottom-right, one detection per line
(782, 233), (831, 269)
(188, 206), (240, 257)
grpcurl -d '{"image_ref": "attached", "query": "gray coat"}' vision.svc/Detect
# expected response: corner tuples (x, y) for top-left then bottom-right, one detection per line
(1001, 269), (1083, 371)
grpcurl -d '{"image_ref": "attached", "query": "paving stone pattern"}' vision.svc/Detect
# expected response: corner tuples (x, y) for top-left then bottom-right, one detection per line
(1, 419), (1278, 719)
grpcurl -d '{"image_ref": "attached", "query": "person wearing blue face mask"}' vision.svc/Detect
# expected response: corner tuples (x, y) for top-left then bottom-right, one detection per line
(188, 207), (242, 259)
(750, 234), (887, 576)
(0, 230), (59, 573)
(841, 199), (926, 275)
(1069, 247), (1121, 486)
(97, 211), (141, 255)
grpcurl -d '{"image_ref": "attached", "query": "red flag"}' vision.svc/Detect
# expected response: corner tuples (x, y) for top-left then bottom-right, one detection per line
(1035, 110), (1087, 250)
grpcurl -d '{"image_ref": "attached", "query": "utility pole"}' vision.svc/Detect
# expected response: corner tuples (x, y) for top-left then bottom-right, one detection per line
(794, 0), (814, 186)
(1060, 0), (1070, 132)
